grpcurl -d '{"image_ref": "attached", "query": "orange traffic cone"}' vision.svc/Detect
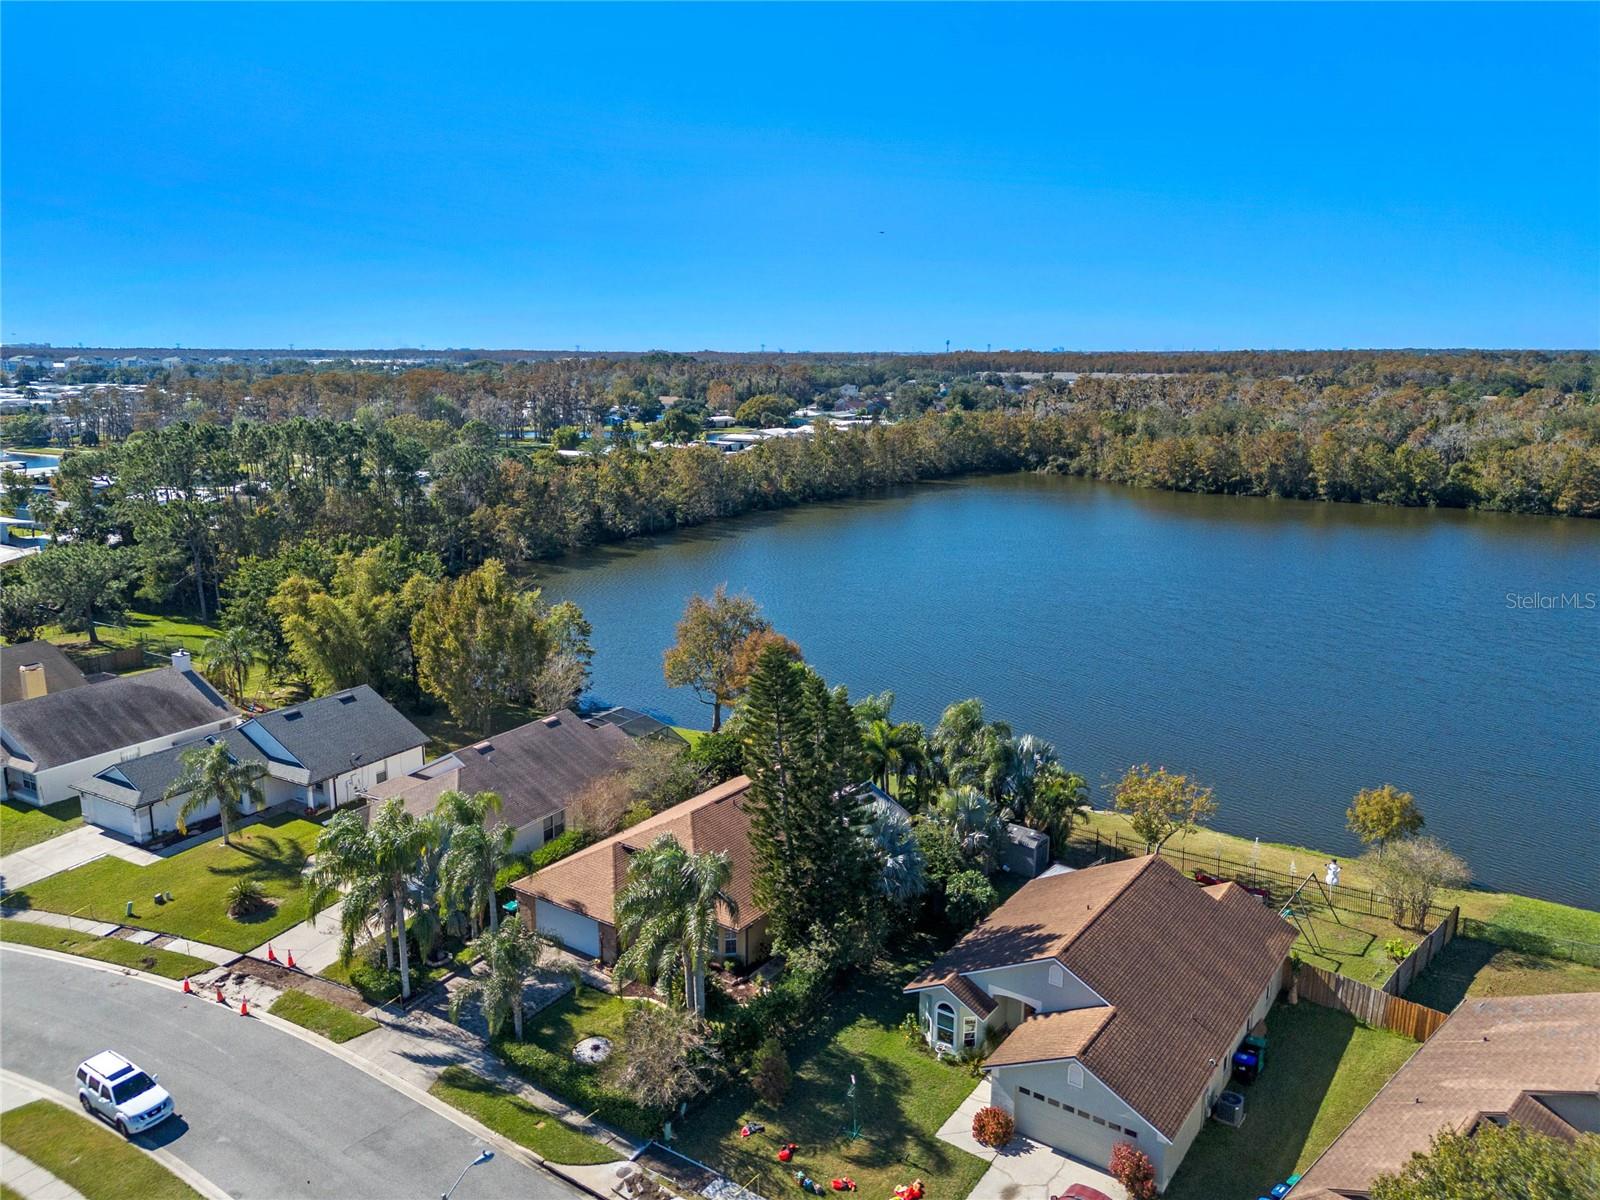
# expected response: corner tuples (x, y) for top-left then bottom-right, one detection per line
(240, 998), (250, 1017)
(267, 944), (277, 963)
(215, 985), (225, 1004)
(285, 950), (296, 970)
(182, 977), (192, 995)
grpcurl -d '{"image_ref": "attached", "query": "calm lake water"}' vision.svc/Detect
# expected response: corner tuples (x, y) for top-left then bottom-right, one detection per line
(539, 474), (1600, 908)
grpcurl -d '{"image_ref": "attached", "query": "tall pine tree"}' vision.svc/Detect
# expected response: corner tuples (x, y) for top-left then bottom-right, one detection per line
(741, 643), (873, 952)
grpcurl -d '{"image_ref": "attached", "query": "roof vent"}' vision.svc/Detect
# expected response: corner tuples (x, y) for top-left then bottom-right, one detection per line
(337, 694), (356, 705)
(541, 715), (561, 727)
(284, 711), (303, 722)
(473, 741), (493, 755)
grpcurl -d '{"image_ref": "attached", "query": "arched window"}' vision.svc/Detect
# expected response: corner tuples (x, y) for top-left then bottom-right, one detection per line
(935, 1002), (956, 1044)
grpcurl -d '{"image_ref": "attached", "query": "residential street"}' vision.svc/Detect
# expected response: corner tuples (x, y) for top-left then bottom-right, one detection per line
(0, 948), (588, 1200)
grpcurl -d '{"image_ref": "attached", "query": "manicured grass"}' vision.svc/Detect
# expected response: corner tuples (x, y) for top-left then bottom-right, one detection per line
(0, 919), (215, 980)
(9, 815), (322, 952)
(430, 1066), (622, 1165)
(268, 988), (379, 1043)
(0, 796), (82, 854)
(1403, 936), (1600, 1011)
(0, 1099), (200, 1200)
(318, 941), (455, 1005)
(677, 950), (990, 1200)
(44, 607), (220, 655)
(671, 725), (706, 748)
(1165, 1003), (1419, 1200)
(3, 1180), (25, 1200)
(492, 985), (658, 1138)
(1068, 812), (1600, 986)
(406, 701), (537, 757)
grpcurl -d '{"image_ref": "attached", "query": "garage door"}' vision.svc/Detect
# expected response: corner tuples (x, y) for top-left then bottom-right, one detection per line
(535, 900), (602, 958)
(1011, 1082), (1124, 1168)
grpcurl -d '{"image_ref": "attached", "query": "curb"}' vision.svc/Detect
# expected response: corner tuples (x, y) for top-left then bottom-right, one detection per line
(0, 1067), (230, 1200)
(0, 943), (620, 1200)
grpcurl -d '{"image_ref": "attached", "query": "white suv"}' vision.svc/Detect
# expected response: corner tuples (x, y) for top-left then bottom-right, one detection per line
(75, 1051), (173, 1137)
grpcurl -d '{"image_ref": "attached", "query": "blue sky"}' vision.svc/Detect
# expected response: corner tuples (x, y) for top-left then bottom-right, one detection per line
(3, 3), (1596, 351)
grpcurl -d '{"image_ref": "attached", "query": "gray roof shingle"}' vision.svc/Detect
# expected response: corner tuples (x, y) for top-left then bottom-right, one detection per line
(88, 728), (267, 808)
(1, 667), (233, 770)
(243, 685), (425, 782)
(0, 641), (89, 706)
(368, 710), (633, 830)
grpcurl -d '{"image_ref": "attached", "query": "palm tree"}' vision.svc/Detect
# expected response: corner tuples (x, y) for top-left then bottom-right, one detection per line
(448, 920), (549, 1041)
(164, 739), (267, 846)
(865, 800), (926, 904)
(201, 625), (261, 707)
(1029, 765), (1092, 849)
(613, 834), (736, 1018)
(440, 819), (514, 936)
(306, 799), (436, 999)
(368, 799), (435, 1000)
(937, 786), (1004, 871)
(862, 719), (927, 797)
(1003, 733), (1059, 821)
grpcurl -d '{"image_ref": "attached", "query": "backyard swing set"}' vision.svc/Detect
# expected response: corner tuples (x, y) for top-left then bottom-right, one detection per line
(1277, 870), (1342, 953)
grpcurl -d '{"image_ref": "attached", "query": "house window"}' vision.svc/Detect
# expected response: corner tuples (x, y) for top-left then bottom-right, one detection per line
(723, 931), (738, 958)
(1067, 1062), (1084, 1089)
(1126, 1130), (1138, 1140)
(963, 1018), (976, 1048)
(542, 812), (565, 842)
(1049, 964), (1064, 988)
(1046, 1097), (1060, 1108)
(375, 766), (387, 785)
(935, 1003), (956, 1044)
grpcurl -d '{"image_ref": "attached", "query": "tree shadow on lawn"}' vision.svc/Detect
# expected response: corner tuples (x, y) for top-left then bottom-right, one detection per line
(1165, 1004), (1355, 1200)
(202, 834), (309, 882)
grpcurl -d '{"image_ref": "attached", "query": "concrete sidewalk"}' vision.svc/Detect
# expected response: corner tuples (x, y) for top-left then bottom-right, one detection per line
(936, 1082), (1127, 1200)
(345, 967), (639, 1164)
(0, 825), (159, 893)
(244, 898), (348, 974)
(0, 906), (237, 967)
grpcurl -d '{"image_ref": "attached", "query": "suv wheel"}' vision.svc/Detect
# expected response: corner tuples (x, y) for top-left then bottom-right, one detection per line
(79, 1093), (93, 1114)
(115, 1118), (129, 1138)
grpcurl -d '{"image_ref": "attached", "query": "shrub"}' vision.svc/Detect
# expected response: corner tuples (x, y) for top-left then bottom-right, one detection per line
(686, 729), (745, 783)
(1384, 937), (1414, 963)
(226, 878), (267, 918)
(496, 1036), (661, 1139)
(971, 1105), (1014, 1148)
(1109, 1142), (1158, 1200)
(945, 870), (998, 929)
(531, 829), (586, 871)
(750, 1037), (791, 1107)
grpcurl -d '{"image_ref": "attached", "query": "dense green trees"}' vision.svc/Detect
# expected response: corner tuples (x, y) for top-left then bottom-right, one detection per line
(740, 644), (874, 952)
(20, 543), (131, 644)
(662, 586), (773, 731)
(1369, 1122), (1600, 1200)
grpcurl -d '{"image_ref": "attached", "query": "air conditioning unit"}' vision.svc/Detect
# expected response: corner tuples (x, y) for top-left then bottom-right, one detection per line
(1212, 1091), (1245, 1127)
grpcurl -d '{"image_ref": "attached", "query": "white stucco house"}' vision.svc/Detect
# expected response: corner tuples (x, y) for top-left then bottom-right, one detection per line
(73, 684), (427, 844)
(1, 652), (237, 808)
(905, 855), (1296, 1192)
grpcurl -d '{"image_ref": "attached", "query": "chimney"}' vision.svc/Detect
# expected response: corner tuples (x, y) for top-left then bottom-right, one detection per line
(19, 662), (46, 700)
(171, 649), (193, 673)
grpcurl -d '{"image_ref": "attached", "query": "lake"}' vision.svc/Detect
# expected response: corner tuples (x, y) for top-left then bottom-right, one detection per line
(538, 473), (1600, 908)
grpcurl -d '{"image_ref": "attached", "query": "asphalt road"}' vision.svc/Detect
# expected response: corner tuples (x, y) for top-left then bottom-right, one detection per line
(0, 948), (587, 1200)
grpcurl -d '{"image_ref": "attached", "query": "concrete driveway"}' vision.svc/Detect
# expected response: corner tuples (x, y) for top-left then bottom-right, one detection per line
(938, 1083), (1127, 1200)
(0, 946), (584, 1200)
(0, 825), (158, 893)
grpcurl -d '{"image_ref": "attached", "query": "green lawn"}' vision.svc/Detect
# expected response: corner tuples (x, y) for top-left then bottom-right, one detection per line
(1165, 1003), (1419, 1200)
(430, 1066), (622, 1165)
(8, 815), (322, 951)
(0, 1099), (200, 1200)
(1068, 812), (1600, 988)
(318, 940), (456, 1005)
(0, 918), (215, 980)
(1403, 935), (1600, 1011)
(492, 985), (659, 1138)
(43, 607), (221, 655)
(0, 796), (82, 854)
(677, 952), (990, 1200)
(268, 988), (379, 1043)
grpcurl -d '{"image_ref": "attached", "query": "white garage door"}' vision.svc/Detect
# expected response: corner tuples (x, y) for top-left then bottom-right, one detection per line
(1012, 1083), (1123, 1168)
(535, 900), (602, 958)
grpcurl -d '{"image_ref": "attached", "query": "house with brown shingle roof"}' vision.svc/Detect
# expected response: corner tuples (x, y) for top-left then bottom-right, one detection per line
(509, 775), (770, 966)
(1293, 991), (1600, 1200)
(905, 854), (1296, 1192)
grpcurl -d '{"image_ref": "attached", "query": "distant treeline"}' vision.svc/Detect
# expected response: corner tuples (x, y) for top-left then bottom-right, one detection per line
(3, 350), (1594, 622)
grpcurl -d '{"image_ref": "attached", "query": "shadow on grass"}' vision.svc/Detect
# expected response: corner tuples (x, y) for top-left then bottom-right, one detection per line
(203, 834), (309, 881)
(1165, 1004), (1355, 1200)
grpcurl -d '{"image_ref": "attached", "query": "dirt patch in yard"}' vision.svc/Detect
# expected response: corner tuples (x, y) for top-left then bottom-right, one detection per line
(226, 957), (371, 1012)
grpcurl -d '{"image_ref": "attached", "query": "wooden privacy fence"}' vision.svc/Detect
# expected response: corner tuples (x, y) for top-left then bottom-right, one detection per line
(1384, 905), (1459, 997)
(1297, 964), (1449, 1041)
